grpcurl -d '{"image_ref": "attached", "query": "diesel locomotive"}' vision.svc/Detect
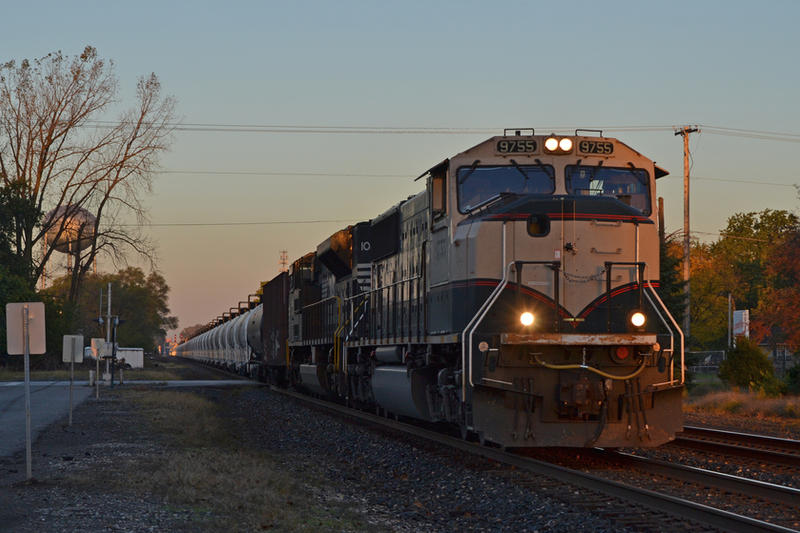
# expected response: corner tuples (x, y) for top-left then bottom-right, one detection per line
(177, 129), (684, 448)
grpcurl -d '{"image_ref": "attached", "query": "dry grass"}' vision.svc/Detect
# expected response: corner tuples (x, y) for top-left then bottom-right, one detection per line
(116, 389), (375, 532)
(118, 366), (185, 381)
(141, 448), (368, 531)
(0, 359), (216, 381)
(0, 367), (181, 381)
(685, 390), (800, 419)
(0, 368), (73, 380)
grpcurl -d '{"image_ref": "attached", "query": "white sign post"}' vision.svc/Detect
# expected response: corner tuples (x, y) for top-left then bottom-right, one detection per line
(91, 338), (112, 396)
(733, 309), (750, 339)
(6, 302), (46, 481)
(62, 335), (83, 426)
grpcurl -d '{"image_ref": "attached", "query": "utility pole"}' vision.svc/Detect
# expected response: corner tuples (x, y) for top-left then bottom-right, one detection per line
(106, 282), (112, 379)
(674, 126), (698, 339)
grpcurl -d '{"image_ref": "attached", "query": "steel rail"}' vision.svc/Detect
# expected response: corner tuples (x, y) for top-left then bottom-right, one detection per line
(677, 426), (800, 468)
(600, 449), (800, 507)
(683, 425), (800, 451)
(271, 387), (797, 533)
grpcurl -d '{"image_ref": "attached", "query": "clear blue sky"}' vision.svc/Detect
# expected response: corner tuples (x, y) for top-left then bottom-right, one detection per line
(3, 0), (799, 334)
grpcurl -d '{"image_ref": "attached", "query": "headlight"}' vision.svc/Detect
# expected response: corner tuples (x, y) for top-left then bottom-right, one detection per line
(630, 311), (646, 328)
(543, 136), (573, 154)
(520, 312), (535, 327)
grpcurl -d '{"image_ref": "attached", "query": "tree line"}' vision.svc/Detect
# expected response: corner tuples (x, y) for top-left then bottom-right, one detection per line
(660, 208), (800, 393)
(684, 209), (799, 352)
(0, 46), (177, 366)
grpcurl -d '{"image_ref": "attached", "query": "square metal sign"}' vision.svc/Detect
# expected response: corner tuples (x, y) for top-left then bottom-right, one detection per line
(5, 302), (46, 355)
(62, 334), (84, 363)
(91, 337), (111, 358)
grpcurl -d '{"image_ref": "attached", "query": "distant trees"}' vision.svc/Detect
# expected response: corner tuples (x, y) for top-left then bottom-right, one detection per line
(689, 209), (800, 352)
(751, 230), (800, 356)
(0, 46), (176, 300)
(0, 46), (177, 363)
(180, 323), (206, 341)
(0, 181), (42, 358)
(658, 231), (686, 328)
(46, 267), (178, 352)
(0, 181), (40, 282)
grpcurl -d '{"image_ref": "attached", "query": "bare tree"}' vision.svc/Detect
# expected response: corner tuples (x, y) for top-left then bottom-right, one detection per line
(0, 46), (176, 300)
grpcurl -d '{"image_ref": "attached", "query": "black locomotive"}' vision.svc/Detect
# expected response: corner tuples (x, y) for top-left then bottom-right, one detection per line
(178, 131), (684, 448)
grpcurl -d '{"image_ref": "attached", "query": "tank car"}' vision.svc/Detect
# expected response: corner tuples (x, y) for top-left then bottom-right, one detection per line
(177, 297), (261, 375)
(178, 129), (684, 448)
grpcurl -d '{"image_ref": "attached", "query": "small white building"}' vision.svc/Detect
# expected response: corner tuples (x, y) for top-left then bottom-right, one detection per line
(116, 347), (144, 369)
(82, 344), (144, 368)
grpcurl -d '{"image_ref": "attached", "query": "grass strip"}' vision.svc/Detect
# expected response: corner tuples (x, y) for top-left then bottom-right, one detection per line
(685, 390), (800, 419)
(122, 389), (376, 531)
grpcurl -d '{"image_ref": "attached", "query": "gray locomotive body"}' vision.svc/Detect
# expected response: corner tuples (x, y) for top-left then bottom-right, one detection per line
(178, 132), (684, 448)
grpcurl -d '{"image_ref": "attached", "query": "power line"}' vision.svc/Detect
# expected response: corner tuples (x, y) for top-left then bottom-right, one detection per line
(87, 121), (500, 135)
(84, 120), (800, 142)
(158, 169), (798, 188)
(120, 219), (353, 228)
(159, 170), (409, 178)
(698, 124), (800, 143)
(691, 175), (797, 188)
(85, 120), (677, 135)
(691, 230), (772, 243)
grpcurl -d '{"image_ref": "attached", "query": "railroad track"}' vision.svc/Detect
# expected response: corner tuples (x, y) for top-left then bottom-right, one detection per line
(608, 449), (799, 506)
(271, 387), (798, 533)
(675, 426), (800, 468)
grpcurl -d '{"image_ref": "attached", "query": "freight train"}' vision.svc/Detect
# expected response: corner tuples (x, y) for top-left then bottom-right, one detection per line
(176, 130), (684, 448)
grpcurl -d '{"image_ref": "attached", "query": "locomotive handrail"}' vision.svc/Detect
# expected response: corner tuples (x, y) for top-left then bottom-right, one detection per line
(604, 261), (646, 331)
(342, 274), (421, 301)
(301, 295), (339, 309)
(463, 260), (515, 399)
(462, 253), (562, 403)
(336, 295), (369, 378)
(534, 356), (647, 381)
(462, 222), (511, 403)
(301, 295), (341, 358)
(643, 282), (685, 386)
(465, 259), (561, 381)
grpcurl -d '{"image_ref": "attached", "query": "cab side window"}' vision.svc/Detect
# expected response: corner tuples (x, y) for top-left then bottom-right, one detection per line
(431, 171), (446, 219)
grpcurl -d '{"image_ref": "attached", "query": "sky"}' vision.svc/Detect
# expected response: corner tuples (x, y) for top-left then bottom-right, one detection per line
(3, 0), (800, 336)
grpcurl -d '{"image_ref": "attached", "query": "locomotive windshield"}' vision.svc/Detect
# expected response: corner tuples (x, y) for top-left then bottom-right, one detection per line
(565, 165), (651, 215)
(458, 164), (555, 213)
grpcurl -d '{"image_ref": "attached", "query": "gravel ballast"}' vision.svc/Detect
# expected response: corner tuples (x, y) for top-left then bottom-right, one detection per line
(233, 387), (626, 532)
(4, 364), (797, 532)
(0, 382), (629, 532)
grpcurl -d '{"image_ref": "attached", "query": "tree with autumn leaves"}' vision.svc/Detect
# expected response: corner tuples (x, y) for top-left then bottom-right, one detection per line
(687, 209), (800, 370)
(751, 229), (800, 361)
